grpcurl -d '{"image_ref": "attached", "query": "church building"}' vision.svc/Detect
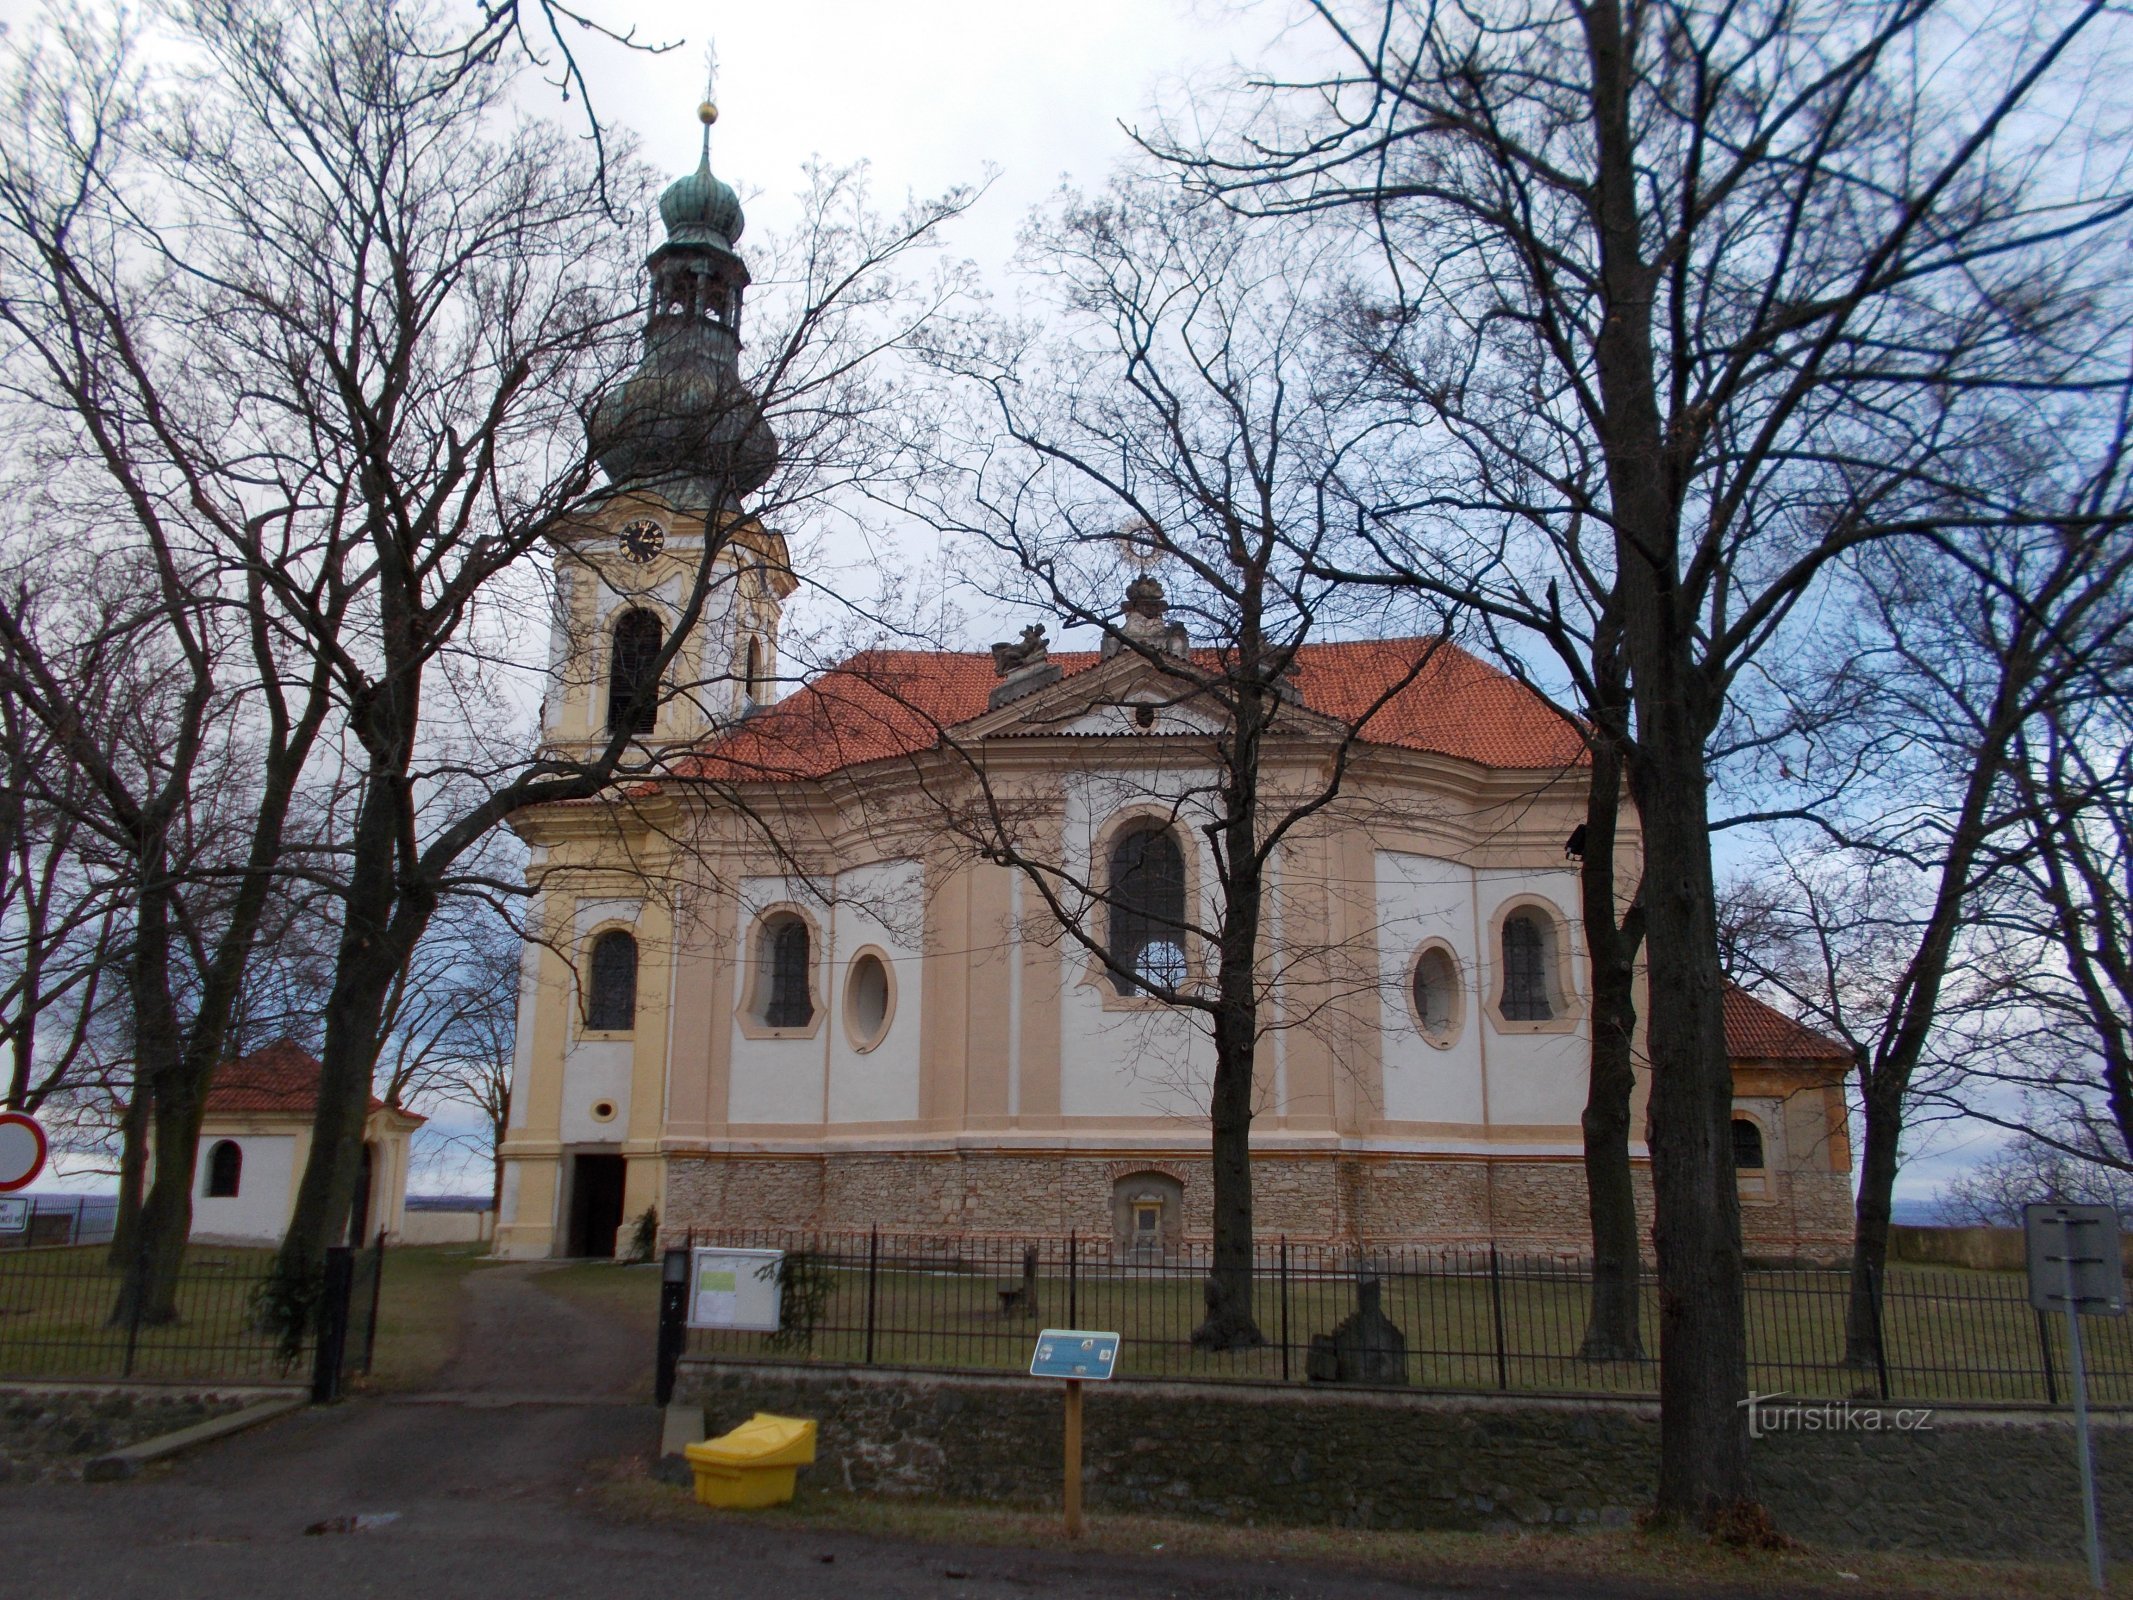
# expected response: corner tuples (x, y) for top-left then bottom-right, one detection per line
(492, 108), (1854, 1262)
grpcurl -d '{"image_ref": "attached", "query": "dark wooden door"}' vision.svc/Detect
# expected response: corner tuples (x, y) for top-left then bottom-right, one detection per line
(567, 1153), (626, 1258)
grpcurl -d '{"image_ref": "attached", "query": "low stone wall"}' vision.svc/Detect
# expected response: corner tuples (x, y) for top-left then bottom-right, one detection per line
(1891, 1223), (2133, 1273)
(398, 1209), (494, 1246)
(664, 1149), (1850, 1258)
(679, 1360), (2132, 1558)
(0, 1387), (250, 1484)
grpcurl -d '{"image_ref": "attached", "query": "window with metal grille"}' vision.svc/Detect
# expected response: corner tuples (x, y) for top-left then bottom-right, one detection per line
(1732, 1118), (1766, 1173)
(586, 930), (638, 1030)
(606, 610), (662, 735)
(765, 917), (813, 1027)
(1107, 825), (1187, 995)
(1500, 911), (1554, 1020)
(205, 1140), (242, 1198)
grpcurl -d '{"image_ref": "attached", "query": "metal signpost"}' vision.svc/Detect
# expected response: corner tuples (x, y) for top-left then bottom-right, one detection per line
(1030, 1329), (1119, 1537)
(2025, 1203), (2127, 1590)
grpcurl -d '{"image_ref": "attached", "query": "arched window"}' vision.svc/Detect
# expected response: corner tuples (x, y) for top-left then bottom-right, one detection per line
(606, 609), (662, 735)
(205, 1139), (242, 1199)
(1732, 1118), (1766, 1173)
(585, 930), (638, 1031)
(763, 915), (813, 1028)
(1500, 910), (1555, 1021)
(1411, 945), (1460, 1044)
(1107, 824), (1187, 995)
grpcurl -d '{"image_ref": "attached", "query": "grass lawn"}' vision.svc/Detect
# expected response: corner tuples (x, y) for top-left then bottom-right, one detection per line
(676, 1254), (2133, 1405)
(0, 1244), (299, 1384)
(592, 1468), (2118, 1598)
(356, 1243), (498, 1392)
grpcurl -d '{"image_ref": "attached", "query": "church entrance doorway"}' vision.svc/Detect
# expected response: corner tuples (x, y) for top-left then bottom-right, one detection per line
(566, 1152), (626, 1258)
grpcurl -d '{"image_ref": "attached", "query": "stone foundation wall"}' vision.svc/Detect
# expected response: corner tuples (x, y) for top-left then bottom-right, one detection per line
(678, 1362), (2132, 1557)
(663, 1148), (1849, 1257)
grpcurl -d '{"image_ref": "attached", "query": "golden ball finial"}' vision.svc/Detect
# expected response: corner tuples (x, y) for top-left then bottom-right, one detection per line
(698, 100), (719, 127)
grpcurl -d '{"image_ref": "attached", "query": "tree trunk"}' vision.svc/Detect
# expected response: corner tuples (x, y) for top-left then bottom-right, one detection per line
(267, 766), (419, 1328)
(1845, 1056), (1900, 1369)
(112, 1063), (210, 1327)
(1627, 702), (1752, 1521)
(1579, 732), (1646, 1360)
(106, 1086), (149, 1270)
(1194, 1002), (1263, 1349)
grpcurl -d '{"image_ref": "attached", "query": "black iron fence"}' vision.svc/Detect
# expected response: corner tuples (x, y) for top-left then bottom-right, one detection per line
(672, 1230), (2133, 1407)
(0, 1232), (386, 1393)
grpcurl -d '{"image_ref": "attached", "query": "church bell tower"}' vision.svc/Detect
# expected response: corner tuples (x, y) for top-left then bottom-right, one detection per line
(541, 96), (796, 754)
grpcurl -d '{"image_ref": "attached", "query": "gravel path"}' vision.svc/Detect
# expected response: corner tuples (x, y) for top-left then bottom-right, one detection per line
(427, 1262), (644, 1400)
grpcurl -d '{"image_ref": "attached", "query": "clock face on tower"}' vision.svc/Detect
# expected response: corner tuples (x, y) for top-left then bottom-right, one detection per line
(617, 518), (666, 565)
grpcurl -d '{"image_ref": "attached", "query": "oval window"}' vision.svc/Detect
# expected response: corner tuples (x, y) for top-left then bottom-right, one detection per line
(845, 951), (893, 1051)
(1412, 945), (1460, 1045)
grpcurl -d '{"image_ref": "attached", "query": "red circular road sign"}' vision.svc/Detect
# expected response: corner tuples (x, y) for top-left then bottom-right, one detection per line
(0, 1111), (48, 1192)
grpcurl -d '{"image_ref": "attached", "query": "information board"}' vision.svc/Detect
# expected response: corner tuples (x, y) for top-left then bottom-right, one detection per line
(1030, 1329), (1120, 1381)
(0, 1195), (26, 1232)
(686, 1246), (784, 1332)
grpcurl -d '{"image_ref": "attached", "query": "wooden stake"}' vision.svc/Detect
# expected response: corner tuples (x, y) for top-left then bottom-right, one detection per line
(1062, 1377), (1084, 1537)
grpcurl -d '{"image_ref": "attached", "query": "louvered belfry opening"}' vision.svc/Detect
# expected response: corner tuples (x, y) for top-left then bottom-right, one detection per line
(607, 609), (663, 734)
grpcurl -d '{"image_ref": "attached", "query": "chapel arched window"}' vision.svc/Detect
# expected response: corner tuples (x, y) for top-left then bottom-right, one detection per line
(607, 609), (662, 735)
(1732, 1118), (1766, 1173)
(205, 1139), (242, 1199)
(586, 930), (639, 1031)
(1107, 825), (1187, 995)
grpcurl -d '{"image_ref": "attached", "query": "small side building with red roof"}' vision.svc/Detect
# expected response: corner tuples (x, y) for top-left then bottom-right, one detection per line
(186, 1040), (425, 1246)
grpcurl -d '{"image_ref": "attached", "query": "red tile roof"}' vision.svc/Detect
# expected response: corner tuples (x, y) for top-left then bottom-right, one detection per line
(677, 637), (1587, 784)
(1723, 985), (1852, 1064)
(205, 1039), (416, 1120)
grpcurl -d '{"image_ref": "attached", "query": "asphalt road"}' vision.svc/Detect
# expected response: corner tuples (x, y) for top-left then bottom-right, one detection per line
(0, 1265), (1756, 1599)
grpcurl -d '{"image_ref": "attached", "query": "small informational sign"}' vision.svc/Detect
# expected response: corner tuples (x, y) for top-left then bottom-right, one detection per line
(0, 1111), (47, 1194)
(686, 1246), (784, 1332)
(2024, 1203), (2126, 1316)
(0, 1195), (27, 1232)
(1030, 1329), (1120, 1381)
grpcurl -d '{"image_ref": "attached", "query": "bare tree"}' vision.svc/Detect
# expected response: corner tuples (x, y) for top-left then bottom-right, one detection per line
(1146, 0), (2133, 1520)
(871, 180), (1494, 1347)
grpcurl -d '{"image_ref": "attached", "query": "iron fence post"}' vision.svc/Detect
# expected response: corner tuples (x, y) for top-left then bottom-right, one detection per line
(1279, 1237), (1291, 1383)
(2038, 1305), (2061, 1406)
(360, 1228), (386, 1377)
(1068, 1230), (1078, 1329)
(865, 1226), (879, 1365)
(1489, 1244), (1509, 1391)
(655, 1246), (689, 1406)
(310, 1246), (356, 1403)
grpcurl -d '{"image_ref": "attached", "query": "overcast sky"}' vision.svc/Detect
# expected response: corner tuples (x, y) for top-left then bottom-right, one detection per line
(555, 0), (1293, 276)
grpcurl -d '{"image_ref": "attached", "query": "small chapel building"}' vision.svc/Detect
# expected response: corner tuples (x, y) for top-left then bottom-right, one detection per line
(491, 108), (1854, 1262)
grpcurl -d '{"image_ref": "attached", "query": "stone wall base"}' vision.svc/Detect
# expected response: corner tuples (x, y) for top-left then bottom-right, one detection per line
(662, 1148), (1852, 1258)
(679, 1361), (2129, 1557)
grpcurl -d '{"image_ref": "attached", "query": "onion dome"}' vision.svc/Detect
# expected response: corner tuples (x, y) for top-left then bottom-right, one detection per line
(588, 100), (779, 509)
